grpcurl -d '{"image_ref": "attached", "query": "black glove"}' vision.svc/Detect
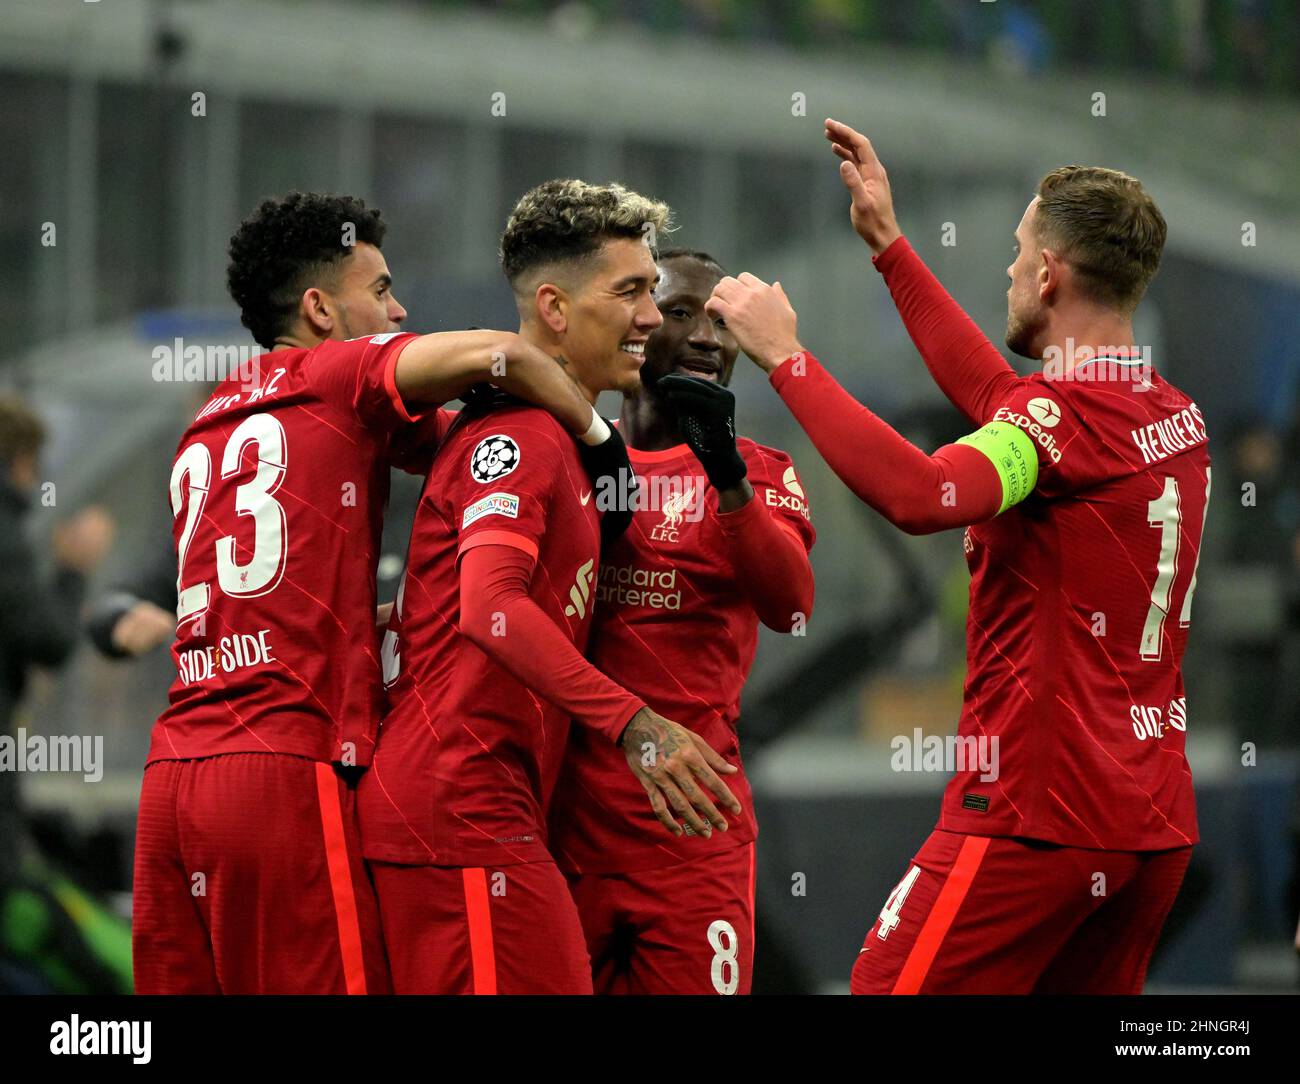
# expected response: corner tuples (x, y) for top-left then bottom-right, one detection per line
(458, 381), (504, 413)
(577, 421), (638, 548)
(657, 374), (748, 491)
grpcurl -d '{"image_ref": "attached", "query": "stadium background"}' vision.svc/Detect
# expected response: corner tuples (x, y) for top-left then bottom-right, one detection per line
(1, 0), (1298, 993)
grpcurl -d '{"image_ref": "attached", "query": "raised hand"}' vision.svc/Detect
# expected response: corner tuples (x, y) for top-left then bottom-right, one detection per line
(825, 117), (902, 256)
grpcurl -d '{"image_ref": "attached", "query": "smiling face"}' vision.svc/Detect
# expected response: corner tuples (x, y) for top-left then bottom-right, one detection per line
(640, 255), (739, 391)
(555, 235), (663, 396)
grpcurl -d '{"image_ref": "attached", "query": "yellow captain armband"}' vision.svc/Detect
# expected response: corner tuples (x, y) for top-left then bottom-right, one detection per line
(956, 421), (1039, 514)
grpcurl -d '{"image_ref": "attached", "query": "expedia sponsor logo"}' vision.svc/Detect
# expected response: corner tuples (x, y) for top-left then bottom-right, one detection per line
(766, 466), (811, 520)
(1026, 396), (1061, 428)
(562, 558), (596, 620)
(596, 564), (681, 611)
(993, 404), (1063, 464)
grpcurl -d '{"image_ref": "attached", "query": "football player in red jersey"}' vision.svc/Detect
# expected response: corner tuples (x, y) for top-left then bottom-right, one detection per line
(707, 120), (1208, 994)
(359, 183), (743, 994)
(548, 249), (815, 995)
(133, 191), (626, 994)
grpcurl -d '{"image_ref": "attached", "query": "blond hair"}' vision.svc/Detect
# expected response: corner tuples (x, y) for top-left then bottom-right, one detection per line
(500, 179), (672, 290)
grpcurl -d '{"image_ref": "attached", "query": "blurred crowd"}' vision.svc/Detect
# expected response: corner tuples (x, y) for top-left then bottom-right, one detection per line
(1220, 412), (1300, 964)
(1223, 413), (1300, 735)
(428, 0), (1300, 96)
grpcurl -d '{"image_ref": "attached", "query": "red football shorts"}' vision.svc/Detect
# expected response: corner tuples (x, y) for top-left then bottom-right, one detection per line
(133, 753), (391, 994)
(850, 829), (1191, 994)
(565, 841), (757, 995)
(368, 859), (593, 994)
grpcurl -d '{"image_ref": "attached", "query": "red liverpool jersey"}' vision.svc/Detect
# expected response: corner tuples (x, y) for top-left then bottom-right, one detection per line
(358, 404), (605, 868)
(148, 331), (439, 767)
(940, 363), (1209, 849)
(550, 438), (816, 875)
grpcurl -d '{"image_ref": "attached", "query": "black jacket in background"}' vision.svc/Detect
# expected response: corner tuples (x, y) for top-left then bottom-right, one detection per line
(0, 480), (86, 730)
(0, 478), (86, 885)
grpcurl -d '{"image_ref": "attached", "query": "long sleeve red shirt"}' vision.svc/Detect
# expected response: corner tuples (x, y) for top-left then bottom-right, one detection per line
(716, 491), (814, 629)
(458, 543), (645, 741)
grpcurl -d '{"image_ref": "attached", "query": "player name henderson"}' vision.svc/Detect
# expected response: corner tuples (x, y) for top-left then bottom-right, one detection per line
(891, 728), (999, 782)
(0, 727), (103, 782)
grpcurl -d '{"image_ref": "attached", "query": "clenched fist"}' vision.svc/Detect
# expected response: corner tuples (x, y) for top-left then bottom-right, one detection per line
(704, 273), (803, 375)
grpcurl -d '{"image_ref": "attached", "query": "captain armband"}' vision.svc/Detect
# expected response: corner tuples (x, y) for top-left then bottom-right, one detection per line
(956, 422), (1039, 514)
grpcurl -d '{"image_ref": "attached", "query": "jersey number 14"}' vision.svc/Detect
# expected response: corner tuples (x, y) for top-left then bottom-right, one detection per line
(1141, 468), (1211, 662)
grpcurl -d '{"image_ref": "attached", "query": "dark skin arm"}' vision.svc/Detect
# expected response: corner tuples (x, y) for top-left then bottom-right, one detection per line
(716, 478), (754, 513)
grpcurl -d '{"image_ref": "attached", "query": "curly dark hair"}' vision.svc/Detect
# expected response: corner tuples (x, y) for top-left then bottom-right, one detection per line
(227, 191), (387, 348)
(657, 247), (726, 277)
(499, 179), (671, 292)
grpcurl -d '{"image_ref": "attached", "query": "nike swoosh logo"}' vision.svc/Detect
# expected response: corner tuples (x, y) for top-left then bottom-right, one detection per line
(580, 491), (592, 506)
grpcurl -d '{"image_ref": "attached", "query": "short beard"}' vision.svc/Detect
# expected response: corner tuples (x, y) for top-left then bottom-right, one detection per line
(1004, 309), (1042, 361)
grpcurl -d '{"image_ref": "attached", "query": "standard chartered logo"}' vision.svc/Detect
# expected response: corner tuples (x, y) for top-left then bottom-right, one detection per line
(596, 563), (682, 610)
(563, 558), (597, 619)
